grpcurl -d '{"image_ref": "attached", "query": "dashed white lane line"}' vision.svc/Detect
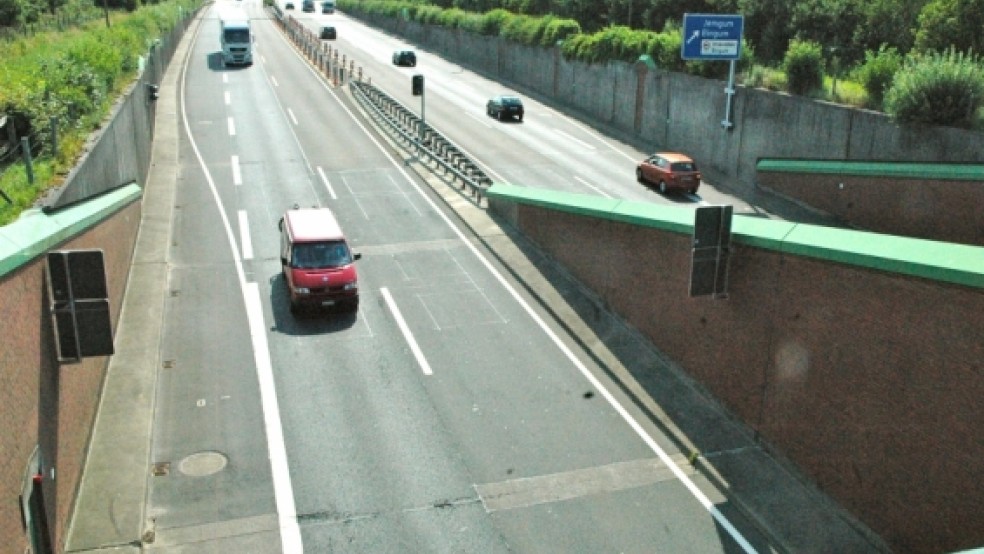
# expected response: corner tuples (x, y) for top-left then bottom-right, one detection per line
(380, 287), (433, 376)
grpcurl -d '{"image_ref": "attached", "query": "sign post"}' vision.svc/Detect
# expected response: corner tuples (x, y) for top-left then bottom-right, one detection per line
(681, 14), (744, 129)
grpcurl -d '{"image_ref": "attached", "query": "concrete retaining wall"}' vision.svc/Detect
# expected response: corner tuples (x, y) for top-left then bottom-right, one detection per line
(0, 13), (191, 552)
(487, 185), (984, 553)
(354, 11), (984, 241)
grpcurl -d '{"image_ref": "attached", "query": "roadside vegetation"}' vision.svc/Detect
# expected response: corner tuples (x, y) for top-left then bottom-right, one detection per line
(2, 0), (983, 224)
(340, 0), (984, 128)
(0, 0), (201, 225)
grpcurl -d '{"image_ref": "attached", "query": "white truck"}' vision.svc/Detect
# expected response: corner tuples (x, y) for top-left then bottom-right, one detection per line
(219, 9), (253, 67)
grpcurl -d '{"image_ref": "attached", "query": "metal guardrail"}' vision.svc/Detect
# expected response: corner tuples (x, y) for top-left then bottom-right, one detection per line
(272, 7), (492, 203)
(349, 80), (492, 204)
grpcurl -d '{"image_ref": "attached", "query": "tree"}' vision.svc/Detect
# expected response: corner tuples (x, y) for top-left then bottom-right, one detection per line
(790, 0), (865, 66)
(0, 0), (20, 26)
(737, 0), (793, 63)
(913, 0), (984, 54)
(853, 0), (928, 56)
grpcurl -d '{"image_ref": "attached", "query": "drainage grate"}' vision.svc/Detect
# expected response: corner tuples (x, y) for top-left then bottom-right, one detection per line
(151, 462), (170, 477)
(162, 360), (175, 369)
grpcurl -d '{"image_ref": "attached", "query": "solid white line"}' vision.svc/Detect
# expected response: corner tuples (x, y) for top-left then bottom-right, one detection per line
(222, 73), (228, 84)
(181, 12), (302, 553)
(287, 108), (298, 126)
(231, 155), (242, 185)
(573, 175), (612, 198)
(380, 287), (432, 376)
(317, 167), (336, 199)
(224, 91), (231, 106)
(227, 116), (236, 136)
(553, 128), (596, 151)
(270, 75), (279, 87)
(284, 37), (755, 553)
(238, 210), (253, 260)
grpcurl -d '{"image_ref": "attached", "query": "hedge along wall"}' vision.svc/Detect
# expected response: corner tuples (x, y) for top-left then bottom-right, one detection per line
(486, 183), (984, 554)
(347, 11), (984, 234)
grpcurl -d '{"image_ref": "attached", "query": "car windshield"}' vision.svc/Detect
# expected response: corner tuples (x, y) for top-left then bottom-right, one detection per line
(671, 161), (696, 172)
(292, 241), (351, 269)
(501, 97), (521, 105)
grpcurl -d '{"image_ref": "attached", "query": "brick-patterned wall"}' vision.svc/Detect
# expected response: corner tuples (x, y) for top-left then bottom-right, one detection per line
(758, 172), (984, 246)
(0, 200), (140, 554)
(517, 204), (984, 554)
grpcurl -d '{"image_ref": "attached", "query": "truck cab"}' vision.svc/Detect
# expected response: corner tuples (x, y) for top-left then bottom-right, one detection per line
(218, 9), (253, 66)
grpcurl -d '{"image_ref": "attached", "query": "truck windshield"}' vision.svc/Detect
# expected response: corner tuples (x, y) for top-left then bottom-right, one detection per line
(224, 29), (250, 43)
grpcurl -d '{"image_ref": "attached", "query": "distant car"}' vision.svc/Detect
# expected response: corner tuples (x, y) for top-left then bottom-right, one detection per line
(284, 1), (294, 9)
(321, 0), (335, 13)
(301, 0), (314, 12)
(636, 152), (702, 194)
(486, 95), (524, 122)
(392, 50), (417, 67)
(319, 25), (336, 40)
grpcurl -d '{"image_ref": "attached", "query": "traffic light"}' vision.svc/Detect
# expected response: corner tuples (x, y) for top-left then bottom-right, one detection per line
(412, 74), (424, 96)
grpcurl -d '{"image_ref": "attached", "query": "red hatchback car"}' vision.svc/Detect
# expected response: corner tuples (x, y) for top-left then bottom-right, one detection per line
(636, 152), (702, 194)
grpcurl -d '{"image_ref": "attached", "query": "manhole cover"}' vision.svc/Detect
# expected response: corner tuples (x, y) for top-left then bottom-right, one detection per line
(178, 451), (228, 477)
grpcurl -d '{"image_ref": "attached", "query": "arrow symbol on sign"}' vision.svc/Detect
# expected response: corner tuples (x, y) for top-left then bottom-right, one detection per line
(687, 30), (700, 44)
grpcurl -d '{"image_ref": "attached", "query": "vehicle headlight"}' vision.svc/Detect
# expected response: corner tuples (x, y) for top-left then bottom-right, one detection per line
(343, 282), (358, 291)
(296, 287), (310, 294)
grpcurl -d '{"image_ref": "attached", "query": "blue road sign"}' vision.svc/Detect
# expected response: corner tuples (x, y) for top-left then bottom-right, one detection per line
(681, 13), (744, 61)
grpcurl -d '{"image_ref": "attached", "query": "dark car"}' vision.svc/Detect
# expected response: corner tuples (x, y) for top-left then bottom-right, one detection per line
(486, 95), (524, 121)
(392, 50), (417, 67)
(319, 25), (336, 40)
(284, 1), (294, 9)
(301, 0), (314, 12)
(636, 152), (702, 194)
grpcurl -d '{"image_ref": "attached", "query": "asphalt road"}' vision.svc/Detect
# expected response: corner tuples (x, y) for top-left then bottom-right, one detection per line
(144, 1), (779, 551)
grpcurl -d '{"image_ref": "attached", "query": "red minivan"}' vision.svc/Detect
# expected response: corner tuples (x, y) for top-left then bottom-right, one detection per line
(279, 207), (361, 314)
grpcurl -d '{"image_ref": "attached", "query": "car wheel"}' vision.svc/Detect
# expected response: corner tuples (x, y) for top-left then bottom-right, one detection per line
(518, 114), (523, 122)
(690, 188), (698, 195)
(636, 168), (645, 183)
(658, 181), (668, 194)
(497, 110), (503, 121)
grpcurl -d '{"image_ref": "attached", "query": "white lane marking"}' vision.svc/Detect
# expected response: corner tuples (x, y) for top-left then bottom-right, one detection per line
(222, 74), (228, 84)
(238, 210), (253, 260)
(224, 91), (231, 106)
(231, 155), (242, 185)
(287, 108), (298, 126)
(181, 14), (303, 553)
(282, 39), (755, 553)
(270, 75), (280, 87)
(381, 287), (433, 376)
(317, 167), (336, 199)
(573, 176), (611, 198)
(464, 111), (492, 128)
(227, 116), (236, 136)
(553, 128), (596, 151)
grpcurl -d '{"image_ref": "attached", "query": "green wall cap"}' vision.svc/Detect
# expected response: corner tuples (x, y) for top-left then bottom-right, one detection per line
(0, 183), (143, 278)
(756, 159), (984, 181)
(487, 183), (984, 289)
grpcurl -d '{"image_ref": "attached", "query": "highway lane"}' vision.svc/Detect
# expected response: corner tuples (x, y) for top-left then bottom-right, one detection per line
(283, 7), (772, 214)
(146, 1), (778, 551)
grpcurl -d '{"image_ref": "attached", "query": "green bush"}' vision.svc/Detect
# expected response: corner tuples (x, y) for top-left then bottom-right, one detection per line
(783, 39), (824, 95)
(540, 16), (579, 46)
(857, 45), (902, 109)
(884, 48), (984, 128)
(0, 0), (202, 225)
